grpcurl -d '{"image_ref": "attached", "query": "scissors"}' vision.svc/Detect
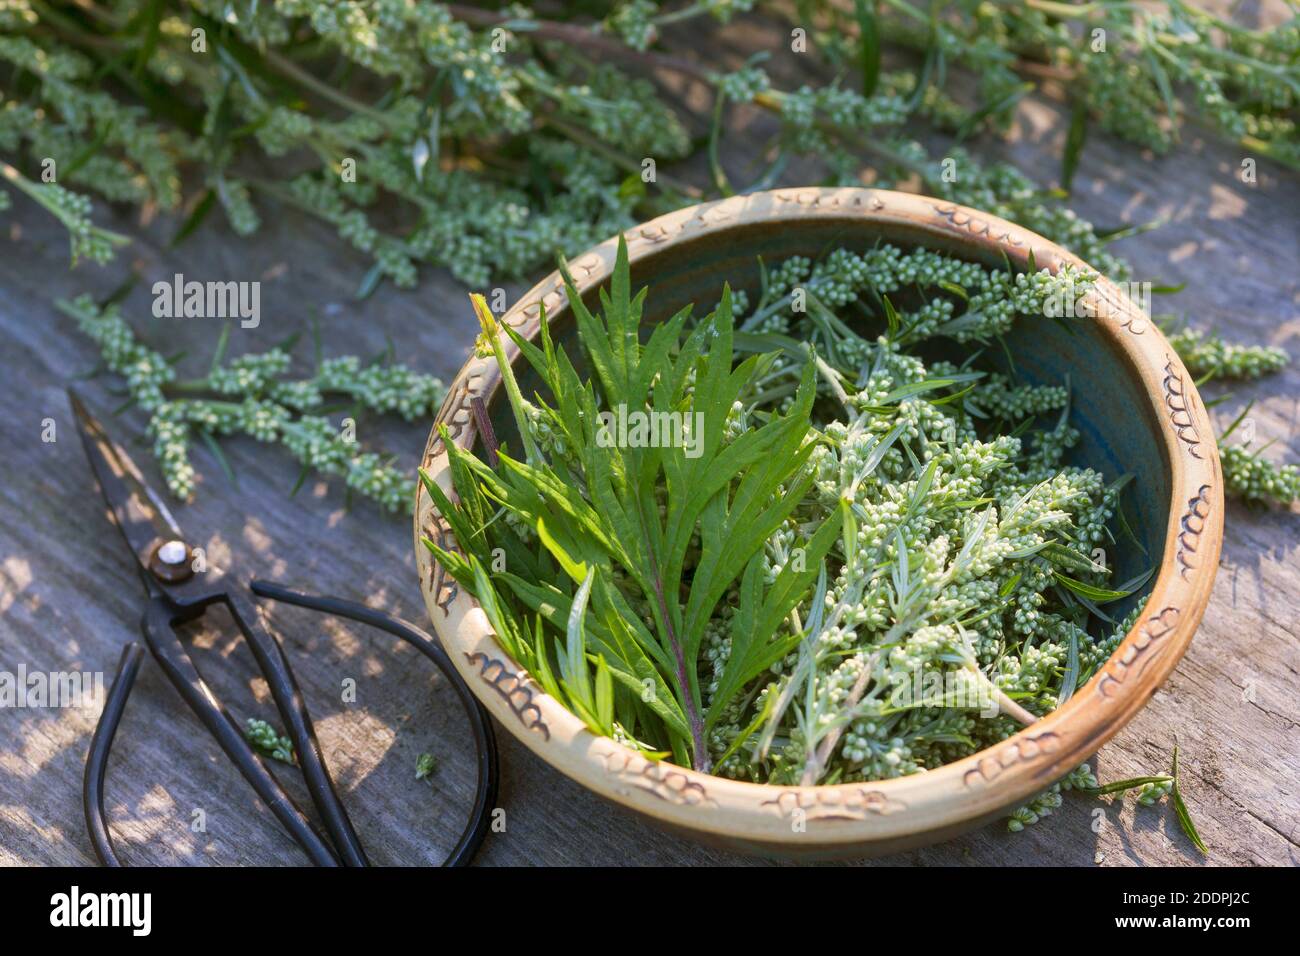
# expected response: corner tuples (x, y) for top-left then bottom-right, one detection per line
(69, 389), (499, 867)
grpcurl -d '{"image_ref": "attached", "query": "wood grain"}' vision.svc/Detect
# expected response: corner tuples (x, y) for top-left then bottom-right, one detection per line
(0, 10), (1296, 866)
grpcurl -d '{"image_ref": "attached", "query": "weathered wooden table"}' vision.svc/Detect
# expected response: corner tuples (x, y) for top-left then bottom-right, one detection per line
(1, 14), (1297, 867)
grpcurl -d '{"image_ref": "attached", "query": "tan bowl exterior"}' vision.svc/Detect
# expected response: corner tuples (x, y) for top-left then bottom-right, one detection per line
(413, 188), (1223, 859)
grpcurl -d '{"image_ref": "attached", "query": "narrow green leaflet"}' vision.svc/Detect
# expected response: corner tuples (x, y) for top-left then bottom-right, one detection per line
(1082, 775), (1172, 796)
(1171, 745), (1208, 854)
(1053, 572), (1133, 603)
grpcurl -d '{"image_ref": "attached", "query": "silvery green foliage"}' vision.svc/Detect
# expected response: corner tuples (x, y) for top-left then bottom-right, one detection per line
(0, 161), (129, 265)
(415, 752), (438, 780)
(1220, 443), (1300, 507)
(708, 251), (1141, 786)
(793, 0), (1298, 166)
(1137, 777), (1174, 806)
(5, 1), (1293, 289)
(1006, 786), (1064, 832)
(2, 0), (674, 286)
(244, 718), (295, 764)
(61, 294), (444, 513)
(1164, 327), (1289, 381)
(432, 242), (1163, 786)
(1009, 746), (1200, 847)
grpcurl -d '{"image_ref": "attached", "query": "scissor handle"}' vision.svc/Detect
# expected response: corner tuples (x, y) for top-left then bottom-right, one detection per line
(250, 580), (499, 867)
(84, 643), (144, 867)
(222, 590), (369, 866)
(85, 586), (497, 867)
(138, 598), (347, 866)
(84, 628), (339, 867)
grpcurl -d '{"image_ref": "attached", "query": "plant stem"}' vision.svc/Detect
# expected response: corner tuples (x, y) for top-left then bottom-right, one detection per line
(540, 115), (703, 199)
(260, 48), (401, 129)
(1, 160), (131, 247)
(975, 665), (1039, 726)
(634, 494), (709, 771)
(473, 294), (544, 466)
(445, 4), (714, 83)
(658, 572), (709, 771)
(801, 662), (872, 785)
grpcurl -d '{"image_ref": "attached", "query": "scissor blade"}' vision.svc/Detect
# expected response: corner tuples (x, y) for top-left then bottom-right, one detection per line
(68, 389), (185, 565)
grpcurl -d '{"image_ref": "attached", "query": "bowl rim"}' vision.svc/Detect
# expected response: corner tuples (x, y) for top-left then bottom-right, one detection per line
(413, 187), (1223, 850)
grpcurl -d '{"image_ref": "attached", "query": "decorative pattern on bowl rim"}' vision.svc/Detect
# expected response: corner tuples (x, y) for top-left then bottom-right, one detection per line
(412, 187), (1223, 854)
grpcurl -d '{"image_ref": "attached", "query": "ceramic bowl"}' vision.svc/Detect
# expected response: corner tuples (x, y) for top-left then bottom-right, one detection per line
(413, 188), (1222, 859)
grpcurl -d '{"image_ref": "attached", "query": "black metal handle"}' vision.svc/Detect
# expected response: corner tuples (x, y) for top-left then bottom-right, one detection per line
(84, 624), (340, 867)
(84, 588), (498, 867)
(139, 598), (343, 866)
(83, 642), (143, 867)
(250, 580), (499, 867)
(223, 590), (368, 866)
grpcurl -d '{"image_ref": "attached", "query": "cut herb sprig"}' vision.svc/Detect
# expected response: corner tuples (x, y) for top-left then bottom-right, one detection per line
(7, 1), (1293, 293)
(62, 293), (445, 512)
(430, 237), (840, 771)
(424, 238), (1168, 785)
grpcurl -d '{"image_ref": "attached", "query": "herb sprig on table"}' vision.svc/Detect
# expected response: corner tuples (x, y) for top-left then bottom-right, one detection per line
(1008, 742), (1208, 856)
(3, 1), (1293, 283)
(423, 236), (1155, 782)
(63, 293), (445, 512)
(244, 717), (295, 765)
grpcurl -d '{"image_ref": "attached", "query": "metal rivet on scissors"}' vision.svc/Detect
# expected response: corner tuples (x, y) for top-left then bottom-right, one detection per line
(69, 389), (499, 867)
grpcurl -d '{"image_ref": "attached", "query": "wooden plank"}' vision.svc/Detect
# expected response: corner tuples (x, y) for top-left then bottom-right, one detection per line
(0, 10), (1296, 867)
